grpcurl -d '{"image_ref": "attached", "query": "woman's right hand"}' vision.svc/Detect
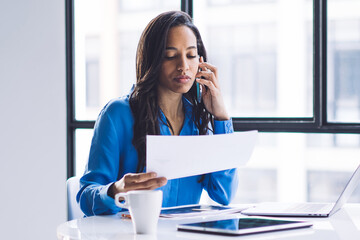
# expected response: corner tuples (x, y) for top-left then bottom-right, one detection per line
(108, 172), (167, 199)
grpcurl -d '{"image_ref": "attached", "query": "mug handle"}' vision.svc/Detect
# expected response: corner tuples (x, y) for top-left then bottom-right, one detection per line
(115, 192), (129, 209)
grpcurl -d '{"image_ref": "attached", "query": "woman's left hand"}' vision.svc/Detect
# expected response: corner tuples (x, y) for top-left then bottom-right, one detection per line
(195, 57), (230, 120)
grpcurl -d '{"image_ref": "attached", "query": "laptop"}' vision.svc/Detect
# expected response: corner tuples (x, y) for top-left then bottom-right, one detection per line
(242, 163), (360, 217)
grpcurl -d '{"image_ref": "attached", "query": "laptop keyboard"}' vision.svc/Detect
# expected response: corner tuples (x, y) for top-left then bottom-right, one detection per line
(286, 203), (329, 212)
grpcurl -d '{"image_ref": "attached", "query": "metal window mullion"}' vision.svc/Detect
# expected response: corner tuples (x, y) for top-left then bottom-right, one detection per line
(70, 121), (95, 129)
(181, 0), (193, 18)
(66, 0), (75, 179)
(313, 0), (321, 128)
(319, 0), (328, 127)
(314, 0), (328, 129)
(233, 120), (360, 133)
(67, 126), (75, 178)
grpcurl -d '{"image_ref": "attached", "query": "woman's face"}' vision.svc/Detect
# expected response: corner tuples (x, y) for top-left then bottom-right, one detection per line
(158, 25), (199, 96)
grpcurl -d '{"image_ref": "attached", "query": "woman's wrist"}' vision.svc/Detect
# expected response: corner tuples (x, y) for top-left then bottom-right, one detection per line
(214, 112), (230, 121)
(107, 182), (116, 199)
(214, 116), (230, 121)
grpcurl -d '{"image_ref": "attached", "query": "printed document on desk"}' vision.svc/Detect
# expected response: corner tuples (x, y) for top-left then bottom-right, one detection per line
(146, 130), (258, 180)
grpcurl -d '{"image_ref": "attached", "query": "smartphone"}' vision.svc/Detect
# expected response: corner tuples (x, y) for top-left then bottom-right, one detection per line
(197, 56), (202, 103)
(196, 82), (202, 103)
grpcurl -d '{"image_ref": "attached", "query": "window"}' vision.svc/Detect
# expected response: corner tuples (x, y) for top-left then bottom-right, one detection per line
(67, 0), (180, 177)
(66, 0), (360, 203)
(206, 24), (278, 117)
(328, 18), (360, 122)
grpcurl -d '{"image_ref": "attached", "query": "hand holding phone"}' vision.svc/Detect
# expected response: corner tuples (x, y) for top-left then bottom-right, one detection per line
(195, 56), (230, 120)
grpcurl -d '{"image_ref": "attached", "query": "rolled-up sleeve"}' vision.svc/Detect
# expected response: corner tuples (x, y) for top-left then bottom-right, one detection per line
(213, 118), (234, 134)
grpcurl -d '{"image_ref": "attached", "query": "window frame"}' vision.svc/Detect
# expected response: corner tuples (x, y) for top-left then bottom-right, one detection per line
(66, 0), (360, 178)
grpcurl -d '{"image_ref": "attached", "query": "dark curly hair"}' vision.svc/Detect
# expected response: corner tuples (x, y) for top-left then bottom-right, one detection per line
(129, 11), (214, 173)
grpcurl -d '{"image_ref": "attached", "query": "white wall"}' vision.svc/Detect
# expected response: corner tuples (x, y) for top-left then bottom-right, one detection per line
(0, 0), (66, 239)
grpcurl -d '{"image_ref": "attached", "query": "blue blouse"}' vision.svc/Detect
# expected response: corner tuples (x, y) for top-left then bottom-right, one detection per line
(77, 95), (238, 216)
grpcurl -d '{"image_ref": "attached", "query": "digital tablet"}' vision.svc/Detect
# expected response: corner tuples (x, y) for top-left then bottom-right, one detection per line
(177, 217), (312, 236)
(160, 204), (244, 218)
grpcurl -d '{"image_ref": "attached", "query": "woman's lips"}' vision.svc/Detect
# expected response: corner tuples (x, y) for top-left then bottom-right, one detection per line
(174, 75), (191, 83)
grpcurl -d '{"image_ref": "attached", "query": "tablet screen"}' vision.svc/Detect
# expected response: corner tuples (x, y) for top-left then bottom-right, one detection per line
(177, 217), (312, 236)
(161, 205), (231, 215)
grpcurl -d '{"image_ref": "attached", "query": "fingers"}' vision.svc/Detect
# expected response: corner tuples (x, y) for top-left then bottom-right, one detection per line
(123, 172), (157, 183)
(196, 77), (216, 93)
(197, 57), (219, 89)
(199, 56), (217, 75)
(127, 177), (167, 191)
(199, 62), (217, 76)
(199, 56), (204, 64)
(196, 71), (216, 81)
(196, 70), (219, 90)
(123, 172), (167, 191)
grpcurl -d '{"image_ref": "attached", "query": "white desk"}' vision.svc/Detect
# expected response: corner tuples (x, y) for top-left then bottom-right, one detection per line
(57, 204), (360, 240)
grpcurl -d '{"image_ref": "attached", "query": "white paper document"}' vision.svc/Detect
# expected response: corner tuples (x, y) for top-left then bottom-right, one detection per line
(146, 130), (258, 180)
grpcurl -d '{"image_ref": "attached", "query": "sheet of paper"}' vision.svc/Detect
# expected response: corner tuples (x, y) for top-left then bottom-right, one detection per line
(146, 130), (258, 180)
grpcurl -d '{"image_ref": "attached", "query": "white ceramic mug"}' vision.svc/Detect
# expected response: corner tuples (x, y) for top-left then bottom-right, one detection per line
(115, 190), (163, 234)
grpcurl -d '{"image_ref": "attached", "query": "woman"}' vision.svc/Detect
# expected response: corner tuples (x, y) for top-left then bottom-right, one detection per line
(77, 11), (238, 216)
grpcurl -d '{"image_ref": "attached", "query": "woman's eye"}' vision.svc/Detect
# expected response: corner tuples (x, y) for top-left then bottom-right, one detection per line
(164, 55), (197, 60)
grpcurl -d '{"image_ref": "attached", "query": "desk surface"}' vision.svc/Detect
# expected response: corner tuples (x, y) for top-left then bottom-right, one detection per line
(57, 204), (360, 240)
